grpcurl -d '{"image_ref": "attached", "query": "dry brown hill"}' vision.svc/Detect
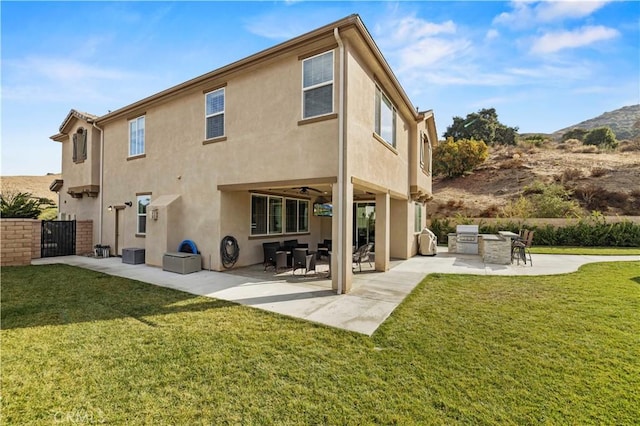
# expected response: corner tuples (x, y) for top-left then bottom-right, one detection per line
(431, 141), (640, 218)
(1, 174), (61, 205)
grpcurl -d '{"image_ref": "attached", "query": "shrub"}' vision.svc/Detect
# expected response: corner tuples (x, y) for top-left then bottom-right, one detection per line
(0, 191), (55, 219)
(572, 145), (599, 154)
(584, 127), (618, 149)
(500, 196), (534, 219)
(560, 168), (583, 182)
(561, 128), (589, 142)
(429, 217), (454, 243)
(433, 137), (489, 178)
(499, 157), (524, 169)
(619, 140), (640, 152)
(39, 207), (58, 221)
(590, 167), (609, 177)
(485, 215), (640, 247)
(520, 181), (583, 218)
(480, 204), (501, 218)
(520, 134), (548, 147)
(574, 185), (630, 212)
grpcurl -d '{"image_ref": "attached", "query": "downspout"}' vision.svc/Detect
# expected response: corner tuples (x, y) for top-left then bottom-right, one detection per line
(91, 121), (104, 245)
(334, 27), (345, 294)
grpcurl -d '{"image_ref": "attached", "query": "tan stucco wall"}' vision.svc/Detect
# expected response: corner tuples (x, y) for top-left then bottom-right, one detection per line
(55, 23), (434, 275)
(99, 41), (342, 269)
(57, 119), (101, 245)
(344, 42), (410, 197)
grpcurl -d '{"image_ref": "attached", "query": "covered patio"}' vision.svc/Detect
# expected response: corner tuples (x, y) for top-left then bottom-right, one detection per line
(218, 176), (417, 294)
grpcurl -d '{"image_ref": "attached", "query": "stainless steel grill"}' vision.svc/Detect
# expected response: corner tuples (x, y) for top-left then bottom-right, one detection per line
(456, 224), (479, 254)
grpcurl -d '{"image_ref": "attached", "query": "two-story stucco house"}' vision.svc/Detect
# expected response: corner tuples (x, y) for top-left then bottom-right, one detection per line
(50, 15), (438, 293)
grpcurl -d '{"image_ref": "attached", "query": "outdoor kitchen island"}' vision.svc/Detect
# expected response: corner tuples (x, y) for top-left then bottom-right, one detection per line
(448, 230), (518, 265)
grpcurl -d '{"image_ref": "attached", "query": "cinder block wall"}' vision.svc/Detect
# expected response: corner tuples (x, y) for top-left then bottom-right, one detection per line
(1, 219), (94, 266)
(76, 220), (93, 255)
(32, 221), (41, 260)
(1, 219), (39, 266)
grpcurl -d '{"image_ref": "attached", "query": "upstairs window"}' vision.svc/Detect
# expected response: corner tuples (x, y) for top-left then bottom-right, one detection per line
(302, 51), (333, 119)
(375, 86), (396, 147)
(205, 88), (225, 139)
(423, 131), (432, 175)
(129, 116), (145, 157)
(72, 127), (87, 163)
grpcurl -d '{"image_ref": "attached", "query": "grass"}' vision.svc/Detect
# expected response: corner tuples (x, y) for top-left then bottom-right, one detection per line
(2, 262), (639, 424)
(529, 246), (640, 255)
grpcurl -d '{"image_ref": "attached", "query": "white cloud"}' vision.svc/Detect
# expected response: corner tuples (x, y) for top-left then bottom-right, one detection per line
(494, 0), (611, 28)
(382, 16), (456, 44)
(12, 57), (133, 82)
(2, 56), (145, 104)
(536, 1), (610, 22)
(485, 29), (500, 41)
(243, 11), (335, 40)
(530, 25), (620, 53)
(374, 14), (478, 85)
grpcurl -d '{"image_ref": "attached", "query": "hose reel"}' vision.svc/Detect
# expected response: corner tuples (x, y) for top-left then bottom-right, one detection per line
(220, 235), (239, 269)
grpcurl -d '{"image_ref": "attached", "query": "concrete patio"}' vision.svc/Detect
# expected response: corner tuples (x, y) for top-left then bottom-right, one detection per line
(32, 249), (639, 335)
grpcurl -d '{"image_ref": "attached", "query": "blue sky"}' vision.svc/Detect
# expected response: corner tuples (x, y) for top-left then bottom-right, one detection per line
(2, 1), (638, 175)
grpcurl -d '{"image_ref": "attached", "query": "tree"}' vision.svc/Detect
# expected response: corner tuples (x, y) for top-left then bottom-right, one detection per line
(443, 108), (518, 146)
(561, 128), (589, 142)
(584, 126), (618, 149)
(0, 192), (55, 219)
(433, 137), (488, 178)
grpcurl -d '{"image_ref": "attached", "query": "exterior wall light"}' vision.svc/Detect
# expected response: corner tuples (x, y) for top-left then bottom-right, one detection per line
(124, 201), (133, 207)
(108, 206), (113, 212)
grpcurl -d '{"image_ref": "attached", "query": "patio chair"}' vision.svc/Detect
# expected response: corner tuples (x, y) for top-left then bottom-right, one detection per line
(293, 248), (316, 275)
(317, 239), (331, 260)
(352, 242), (374, 272)
(512, 230), (534, 266)
(275, 251), (289, 272)
(282, 239), (299, 266)
(263, 244), (279, 271)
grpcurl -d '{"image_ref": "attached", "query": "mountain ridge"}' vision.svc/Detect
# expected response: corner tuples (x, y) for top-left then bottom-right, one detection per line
(554, 104), (640, 141)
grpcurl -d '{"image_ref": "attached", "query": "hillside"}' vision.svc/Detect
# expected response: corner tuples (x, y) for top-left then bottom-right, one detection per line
(431, 142), (640, 218)
(1, 174), (61, 204)
(554, 104), (640, 141)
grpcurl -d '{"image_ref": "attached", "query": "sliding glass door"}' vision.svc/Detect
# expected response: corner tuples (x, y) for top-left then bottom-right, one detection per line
(354, 202), (375, 251)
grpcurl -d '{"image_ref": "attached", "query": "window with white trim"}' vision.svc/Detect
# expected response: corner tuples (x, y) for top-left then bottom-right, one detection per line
(269, 197), (283, 235)
(129, 116), (145, 157)
(252, 194), (309, 236)
(375, 86), (396, 147)
(285, 199), (309, 233)
(424, 131), (432, 175)
(205, 88), (225, 139)
(414, 203), (423, 233)
(302, 51), (333, 119)
(137, 195), (151, 234)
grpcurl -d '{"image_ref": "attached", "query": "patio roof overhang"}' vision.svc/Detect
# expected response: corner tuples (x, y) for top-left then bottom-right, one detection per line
(217, 176), (401, 202)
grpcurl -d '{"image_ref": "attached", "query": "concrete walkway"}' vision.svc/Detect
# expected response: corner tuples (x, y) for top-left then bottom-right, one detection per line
(32, 249), (638, 336)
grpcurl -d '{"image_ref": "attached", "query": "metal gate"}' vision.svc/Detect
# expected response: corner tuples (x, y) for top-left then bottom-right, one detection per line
(41, 220), (76, 257)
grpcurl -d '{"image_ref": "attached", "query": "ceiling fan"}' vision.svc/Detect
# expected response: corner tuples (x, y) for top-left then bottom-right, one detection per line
(292, 186), (322, 194)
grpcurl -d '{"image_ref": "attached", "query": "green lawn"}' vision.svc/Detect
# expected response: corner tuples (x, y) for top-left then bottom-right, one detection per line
(2, 262), (639, 424)
(529, 246), (640, 255)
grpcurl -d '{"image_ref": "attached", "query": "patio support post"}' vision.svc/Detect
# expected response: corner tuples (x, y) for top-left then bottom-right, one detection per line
(375, 192), (390, 272)
(331, 182), (353, 293)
